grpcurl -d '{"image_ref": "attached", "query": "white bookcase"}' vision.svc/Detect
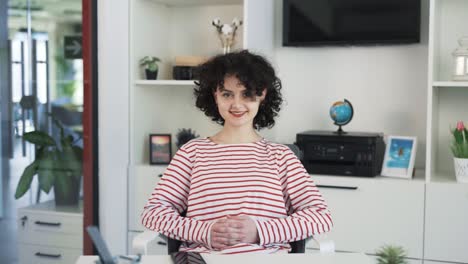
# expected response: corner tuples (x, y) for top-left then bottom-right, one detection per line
(424, 1), (468, 263)
(129, 0), (275, 167)
(426, 0), (468, 183)
(127, 0), (275, 253)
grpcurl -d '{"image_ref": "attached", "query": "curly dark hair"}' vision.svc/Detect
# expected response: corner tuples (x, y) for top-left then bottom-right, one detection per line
(194, 50), (283, 130)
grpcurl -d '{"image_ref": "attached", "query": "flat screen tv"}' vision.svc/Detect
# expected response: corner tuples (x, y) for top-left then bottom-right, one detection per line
(283, 0), (421, 46)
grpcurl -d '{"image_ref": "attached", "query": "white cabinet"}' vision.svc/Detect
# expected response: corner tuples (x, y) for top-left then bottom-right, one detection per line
(312, 175), (425, 259)
(17, 200), (83, 264)
(426, 0), (468, 182)
(424, 183), (468, 263)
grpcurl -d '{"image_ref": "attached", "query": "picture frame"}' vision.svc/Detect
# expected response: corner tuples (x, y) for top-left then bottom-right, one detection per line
(381, 136), (417, 179)
(149, 134), (172, 165)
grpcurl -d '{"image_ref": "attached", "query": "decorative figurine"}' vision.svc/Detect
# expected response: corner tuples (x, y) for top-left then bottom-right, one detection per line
(212, 17), (243, 54)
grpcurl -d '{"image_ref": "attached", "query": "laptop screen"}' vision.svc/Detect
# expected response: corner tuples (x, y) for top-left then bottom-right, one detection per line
(86, 226), (116, 264)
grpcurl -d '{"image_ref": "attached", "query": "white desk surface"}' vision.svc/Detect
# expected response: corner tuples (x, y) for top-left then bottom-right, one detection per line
(77, 252), (373, 264)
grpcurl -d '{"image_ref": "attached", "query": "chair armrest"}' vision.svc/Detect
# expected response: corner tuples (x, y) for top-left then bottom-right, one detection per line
(307, 233), (335, 253)
(132, 230), (164, 255)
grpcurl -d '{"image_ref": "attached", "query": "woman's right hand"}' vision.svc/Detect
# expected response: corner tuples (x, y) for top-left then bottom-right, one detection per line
(210, 218), (245, 250)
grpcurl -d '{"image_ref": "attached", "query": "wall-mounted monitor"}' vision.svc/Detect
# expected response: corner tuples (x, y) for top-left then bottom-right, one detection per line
(283, 0), (421, 46)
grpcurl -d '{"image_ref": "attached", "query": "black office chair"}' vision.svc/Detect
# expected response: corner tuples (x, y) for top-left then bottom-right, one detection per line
(168, 237), (305, 254)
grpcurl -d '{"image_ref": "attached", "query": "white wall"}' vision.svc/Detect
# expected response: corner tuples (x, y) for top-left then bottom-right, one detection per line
(97, 0), (431, 255)
(272, 0), (430, 170)
(98, 0), (129, 255)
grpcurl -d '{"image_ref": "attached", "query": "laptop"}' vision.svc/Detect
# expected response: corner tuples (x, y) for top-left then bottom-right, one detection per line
(86, 225), (205, 264)
(86, 226), (117, 264)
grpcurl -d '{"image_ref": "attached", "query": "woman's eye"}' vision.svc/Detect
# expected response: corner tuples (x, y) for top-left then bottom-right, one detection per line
(222, 93), (231, 98)
(242, 92), (253, 98)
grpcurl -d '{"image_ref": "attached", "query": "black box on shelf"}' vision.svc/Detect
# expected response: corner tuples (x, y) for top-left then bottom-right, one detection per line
(296, 130), (385, 177)
(173, 66), (198, 80)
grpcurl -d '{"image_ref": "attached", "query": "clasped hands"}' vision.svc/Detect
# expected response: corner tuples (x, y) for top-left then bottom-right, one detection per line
(210, 215), (259, 250)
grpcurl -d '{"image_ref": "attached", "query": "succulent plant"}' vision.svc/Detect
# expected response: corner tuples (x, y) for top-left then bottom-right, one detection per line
(175, 128), (199, 149)
(376, 245), (408, 264)
(451, 121), (468, 158)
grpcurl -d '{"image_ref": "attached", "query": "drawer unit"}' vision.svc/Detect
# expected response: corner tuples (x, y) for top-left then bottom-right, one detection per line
(18, 244), (82, 264)
(17, 200), (83, 264)
(18, 210), (83, 248)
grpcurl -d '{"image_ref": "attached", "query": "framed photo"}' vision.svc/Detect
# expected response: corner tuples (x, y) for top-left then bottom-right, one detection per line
(381, 136), (417, 179)
(149, 134), (172, 165)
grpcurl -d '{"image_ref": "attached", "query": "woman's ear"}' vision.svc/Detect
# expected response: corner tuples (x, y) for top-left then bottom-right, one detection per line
(259, 88), (267, 101)
(213, 89), (218, 104)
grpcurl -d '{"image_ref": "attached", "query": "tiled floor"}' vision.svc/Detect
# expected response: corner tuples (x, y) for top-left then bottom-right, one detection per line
(0, 139), (53, 264)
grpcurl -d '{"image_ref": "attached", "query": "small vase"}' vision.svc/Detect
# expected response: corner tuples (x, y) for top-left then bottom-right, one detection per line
(54, 175), (81, 206)
(145, 69), (158, 80)
(453, 157), (468, 183)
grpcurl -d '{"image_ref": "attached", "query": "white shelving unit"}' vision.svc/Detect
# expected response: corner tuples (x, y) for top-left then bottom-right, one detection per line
(127, 0), (275, 254)
(424, 1), (468, 263)
(129, 0), (275, 166)
(426, 0), (468, 183)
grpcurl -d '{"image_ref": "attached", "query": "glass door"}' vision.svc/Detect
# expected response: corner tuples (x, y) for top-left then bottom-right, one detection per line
(1, 0), (83, 262)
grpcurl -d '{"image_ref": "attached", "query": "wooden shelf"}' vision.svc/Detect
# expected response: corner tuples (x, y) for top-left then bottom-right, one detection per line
(135, 80), (196, 86)
(433, 81), (468, 87)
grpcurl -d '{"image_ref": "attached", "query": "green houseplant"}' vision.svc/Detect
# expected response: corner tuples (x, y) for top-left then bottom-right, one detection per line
(451, 121), (468, 183)
(375, 245), (408, 264)
(139, 56), (161, 80)
(14, 115), (83, 206)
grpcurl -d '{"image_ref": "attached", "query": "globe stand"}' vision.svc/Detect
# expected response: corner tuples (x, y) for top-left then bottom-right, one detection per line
(334, 125), (347, 134)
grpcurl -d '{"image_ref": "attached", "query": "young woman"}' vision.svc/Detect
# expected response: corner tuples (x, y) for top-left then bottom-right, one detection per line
(141, 50), (333, 254)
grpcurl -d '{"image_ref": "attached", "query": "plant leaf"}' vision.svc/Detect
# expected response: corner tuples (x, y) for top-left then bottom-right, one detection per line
(23, 131), (56, 147)
(48, 112), (65, 140)
(14, 160), (39, 199)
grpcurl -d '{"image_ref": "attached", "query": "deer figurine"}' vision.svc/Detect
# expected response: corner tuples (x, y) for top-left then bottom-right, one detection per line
(212, 17), (243, 54)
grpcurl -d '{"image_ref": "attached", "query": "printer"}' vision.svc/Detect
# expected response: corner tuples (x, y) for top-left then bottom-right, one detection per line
(296, 130), (385, 177)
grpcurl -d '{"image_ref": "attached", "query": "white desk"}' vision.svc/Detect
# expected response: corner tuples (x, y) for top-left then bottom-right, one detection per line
(77, 252), (373, 264)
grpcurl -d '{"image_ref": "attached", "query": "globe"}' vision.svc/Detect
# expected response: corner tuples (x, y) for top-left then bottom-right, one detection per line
(329, 99), (354, 133)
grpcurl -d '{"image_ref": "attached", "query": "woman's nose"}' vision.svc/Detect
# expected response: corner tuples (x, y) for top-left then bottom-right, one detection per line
(231, 95), (242, 105)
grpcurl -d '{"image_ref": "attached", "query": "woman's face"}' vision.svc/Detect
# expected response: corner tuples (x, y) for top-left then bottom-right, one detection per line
(214, 75), (266, 129)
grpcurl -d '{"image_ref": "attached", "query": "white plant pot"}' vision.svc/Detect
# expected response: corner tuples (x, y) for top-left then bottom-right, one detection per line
(454, 157), (468, 183)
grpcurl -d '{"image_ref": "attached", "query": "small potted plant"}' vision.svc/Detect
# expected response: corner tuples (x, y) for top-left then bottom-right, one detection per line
(451, 121), (468, 183)
(139, 56), (161, 80)
(175, 128), (199, 149)
(376, 245), (408, 264)
(15, 115), (83, 206)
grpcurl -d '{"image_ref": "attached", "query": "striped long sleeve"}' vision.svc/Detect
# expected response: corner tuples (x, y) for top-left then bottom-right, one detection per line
(141, 146), (214, 247)
(141, 138), (333, 254)
(255, 148), (333, 246)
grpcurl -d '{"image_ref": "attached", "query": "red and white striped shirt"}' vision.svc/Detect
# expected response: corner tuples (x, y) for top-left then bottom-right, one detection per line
(141, 138), (333, 254)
